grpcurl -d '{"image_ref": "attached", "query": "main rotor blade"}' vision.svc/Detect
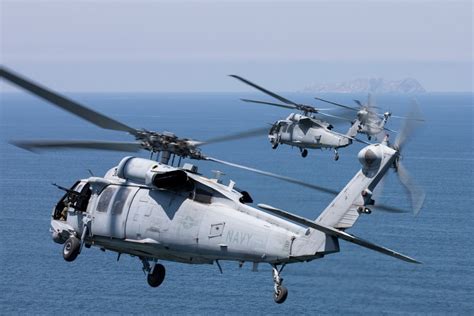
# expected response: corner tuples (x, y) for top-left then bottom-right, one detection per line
(314, 97), (359, 111)
(354, 99), (364, 107)
(317, 111), (354, 122)
(230, 75), (299, 106)
(0, 67), (137, 134)
(199, 127), (270, 146)
(205, 156), (339, 195)
(240, 99), (297, 110)
(367, 93), (375, 109)
(10, 139), (142, 153)
(396, 162), (425, 215)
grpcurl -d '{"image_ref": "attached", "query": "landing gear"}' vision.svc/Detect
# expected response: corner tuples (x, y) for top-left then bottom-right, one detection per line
(63, 236), (80, 262)
(334, 149), (339, 161)
(147, 264), (166, 287)
(274, 285), (288, 304)
(141, 258), (166, 288)
(272, 265), (288, 304)
(300, 149), (308, 158)
(272, 143), (278, 149)
(368, 136), (372, 141)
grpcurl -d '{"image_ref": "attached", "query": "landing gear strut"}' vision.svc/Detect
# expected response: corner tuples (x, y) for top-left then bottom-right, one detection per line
(141, 258), (166, 288)
(334, 149), (339, 161)
(300, 148), (308, 158)
(272, 264), (288, 304)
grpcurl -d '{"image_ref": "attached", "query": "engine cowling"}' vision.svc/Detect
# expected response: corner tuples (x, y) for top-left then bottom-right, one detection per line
(116, 157), (191, 190)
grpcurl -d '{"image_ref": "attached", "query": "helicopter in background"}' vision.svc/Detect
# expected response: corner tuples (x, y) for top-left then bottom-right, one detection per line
(315, 94), (425, 141)
(230, 75), (362, 160)
(1, 67), (425, 304)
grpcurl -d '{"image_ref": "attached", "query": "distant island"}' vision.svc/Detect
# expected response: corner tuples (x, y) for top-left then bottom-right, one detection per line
(301, 77), (426, 94)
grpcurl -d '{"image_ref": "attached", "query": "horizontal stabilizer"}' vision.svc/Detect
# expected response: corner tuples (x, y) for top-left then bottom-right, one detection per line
(258, 203), (420, 264)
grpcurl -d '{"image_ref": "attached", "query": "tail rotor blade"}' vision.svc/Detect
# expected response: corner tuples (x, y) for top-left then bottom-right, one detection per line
(396, 162), (426, 215)
(373, 204), (410, 213)
(390, 115), (425, 121)
(394, 99), (424, 150)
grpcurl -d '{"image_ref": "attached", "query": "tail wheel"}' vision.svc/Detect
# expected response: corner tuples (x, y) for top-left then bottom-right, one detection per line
(63, 237), (80, 262)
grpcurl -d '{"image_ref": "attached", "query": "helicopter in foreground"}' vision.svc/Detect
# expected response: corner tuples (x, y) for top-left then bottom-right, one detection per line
(1, 67), (425, 304)
(315, 94), (425, 141)
(230, 75), (361, 160)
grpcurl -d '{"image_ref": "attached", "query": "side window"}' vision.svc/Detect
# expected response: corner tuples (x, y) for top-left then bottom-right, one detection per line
(97, 186), (117, 213)
(111, 187), (132, 214)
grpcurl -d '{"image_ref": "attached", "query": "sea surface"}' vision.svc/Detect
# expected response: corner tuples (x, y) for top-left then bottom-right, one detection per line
(0, 91), (472, 315)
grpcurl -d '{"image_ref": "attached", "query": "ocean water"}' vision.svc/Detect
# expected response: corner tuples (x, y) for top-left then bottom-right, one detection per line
(0, 91), (472, 315)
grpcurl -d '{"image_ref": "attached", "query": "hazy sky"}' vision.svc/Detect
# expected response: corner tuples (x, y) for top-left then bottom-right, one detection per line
(1, 0), (472, 92)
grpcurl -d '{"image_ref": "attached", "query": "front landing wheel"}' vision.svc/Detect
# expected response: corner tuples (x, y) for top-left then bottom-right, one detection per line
(274, 285), (288, 304)
(301, 149), (308, 158)
(63, 237), (80, 262)
(147, 263), (166, 288)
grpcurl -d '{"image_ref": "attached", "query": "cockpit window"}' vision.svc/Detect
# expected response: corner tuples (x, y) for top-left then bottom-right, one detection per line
(75, 183), (92, 212)
(97, 186), (117, 213)
(111, 187), (132, 214)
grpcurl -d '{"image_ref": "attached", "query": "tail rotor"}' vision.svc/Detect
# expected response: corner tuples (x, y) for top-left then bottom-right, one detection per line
(376, 100), (425, 215)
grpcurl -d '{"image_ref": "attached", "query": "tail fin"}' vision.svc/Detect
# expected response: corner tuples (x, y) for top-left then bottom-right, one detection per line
(315, 143), (397, 229)
(346, 119), (361, 138)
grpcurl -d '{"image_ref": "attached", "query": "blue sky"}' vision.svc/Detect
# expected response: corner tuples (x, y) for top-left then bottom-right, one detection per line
(1, 0), (472, 92)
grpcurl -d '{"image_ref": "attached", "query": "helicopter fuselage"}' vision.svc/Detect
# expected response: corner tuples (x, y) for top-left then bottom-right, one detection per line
(51, 157), (337, 266)
(355, 111), (390, 139)
(269, 113), (352, 150)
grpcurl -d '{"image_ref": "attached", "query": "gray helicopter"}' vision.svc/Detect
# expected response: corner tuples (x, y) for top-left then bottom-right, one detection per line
(1, 67), (425, 304)
(230, 75), (360, 160)
(315, 94), (424, 141)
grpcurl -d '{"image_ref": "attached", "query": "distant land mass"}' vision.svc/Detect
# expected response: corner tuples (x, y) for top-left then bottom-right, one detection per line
(301, 77), (426, 93)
